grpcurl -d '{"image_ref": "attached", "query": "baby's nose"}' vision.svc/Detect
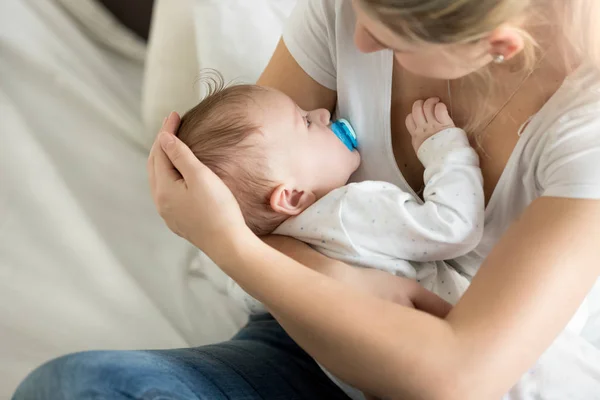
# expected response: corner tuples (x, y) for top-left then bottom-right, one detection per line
(313, 108), (331, 125)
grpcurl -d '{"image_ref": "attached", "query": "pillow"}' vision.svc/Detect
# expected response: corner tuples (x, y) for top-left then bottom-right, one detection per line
(142, 0), (200, 149)
(191, 0), (297, 95)
(142, 0), (297, 149)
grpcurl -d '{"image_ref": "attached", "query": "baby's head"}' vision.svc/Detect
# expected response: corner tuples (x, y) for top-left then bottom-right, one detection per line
(177, 76), (360, 235)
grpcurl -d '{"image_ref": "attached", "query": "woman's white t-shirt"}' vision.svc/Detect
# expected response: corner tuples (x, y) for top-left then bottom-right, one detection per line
(283, 0), (600, 398)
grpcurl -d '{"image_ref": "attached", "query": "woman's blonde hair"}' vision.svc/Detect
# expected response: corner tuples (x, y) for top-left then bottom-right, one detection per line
(359, 0), (600, 134)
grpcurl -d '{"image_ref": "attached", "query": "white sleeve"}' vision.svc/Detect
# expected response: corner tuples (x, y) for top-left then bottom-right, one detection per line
(538, 112), (600, 199)
(282, 0), (337, 90)
(341, 128), (485, 262)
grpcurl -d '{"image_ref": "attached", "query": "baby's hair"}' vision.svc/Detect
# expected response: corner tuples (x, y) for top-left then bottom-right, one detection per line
(177, 71), (287, 235)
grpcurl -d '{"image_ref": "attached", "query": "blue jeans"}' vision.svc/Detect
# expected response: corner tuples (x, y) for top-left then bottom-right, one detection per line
(14, 314), (350, 399)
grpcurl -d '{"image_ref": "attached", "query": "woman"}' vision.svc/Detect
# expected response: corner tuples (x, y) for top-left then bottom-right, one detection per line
(15, 0), (600, 399)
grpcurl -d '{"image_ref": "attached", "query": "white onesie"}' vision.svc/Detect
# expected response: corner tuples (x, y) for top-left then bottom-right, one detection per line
(228, 126), (484, 313)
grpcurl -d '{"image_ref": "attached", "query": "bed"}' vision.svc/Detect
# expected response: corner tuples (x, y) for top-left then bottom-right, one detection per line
(1, 0), (600, 397)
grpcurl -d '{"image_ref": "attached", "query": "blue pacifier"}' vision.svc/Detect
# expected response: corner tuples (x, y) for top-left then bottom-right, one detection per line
(330, 119), (358, 151)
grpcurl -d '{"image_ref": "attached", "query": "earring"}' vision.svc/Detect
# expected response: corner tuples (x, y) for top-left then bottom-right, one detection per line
(492, 54), (505, 64)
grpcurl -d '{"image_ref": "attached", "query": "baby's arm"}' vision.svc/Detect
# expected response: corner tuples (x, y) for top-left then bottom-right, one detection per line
(340, 98), (484, 262)
(405, 97), (456, 154)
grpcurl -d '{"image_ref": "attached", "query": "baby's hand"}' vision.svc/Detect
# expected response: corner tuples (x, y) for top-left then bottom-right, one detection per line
(405, 98), (455, 153)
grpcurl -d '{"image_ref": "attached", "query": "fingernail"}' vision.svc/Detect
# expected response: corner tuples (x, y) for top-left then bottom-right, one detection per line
(159, 133), (175, 150)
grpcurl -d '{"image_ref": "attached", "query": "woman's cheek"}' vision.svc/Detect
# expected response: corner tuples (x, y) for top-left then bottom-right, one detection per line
(395, 54), (435, 76)
(395, 54), (458, 79)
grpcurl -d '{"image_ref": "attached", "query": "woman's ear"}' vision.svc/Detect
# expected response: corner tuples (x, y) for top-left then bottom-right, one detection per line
(487, 24), (525, 62)
(270, 184), (316, 216)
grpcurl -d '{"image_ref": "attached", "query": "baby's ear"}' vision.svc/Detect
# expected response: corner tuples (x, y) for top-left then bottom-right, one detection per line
(270, 184), (316, 216)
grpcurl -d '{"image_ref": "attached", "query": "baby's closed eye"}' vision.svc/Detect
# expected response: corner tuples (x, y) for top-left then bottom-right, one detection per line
(303, 115), (312, 128)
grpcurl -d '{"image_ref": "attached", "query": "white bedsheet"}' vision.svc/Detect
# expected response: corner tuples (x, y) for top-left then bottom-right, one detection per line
(0, 0), (247, 396)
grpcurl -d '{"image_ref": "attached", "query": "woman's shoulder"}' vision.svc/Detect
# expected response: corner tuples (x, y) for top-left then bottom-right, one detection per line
(283, 0), (355, 52)
(542, 63), (600, 129)
(283, 0), (350, 41)
(526, 63), (600, 200)
(295, 0), (351, 25)
(525, 63), (600, 152)
(282, 0), (353, 90)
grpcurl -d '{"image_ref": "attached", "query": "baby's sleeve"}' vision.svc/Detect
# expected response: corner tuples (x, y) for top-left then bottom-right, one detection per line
(341, 128), (485, 262)
(538, 111), (600, 200)
(282, 0), (337, 90)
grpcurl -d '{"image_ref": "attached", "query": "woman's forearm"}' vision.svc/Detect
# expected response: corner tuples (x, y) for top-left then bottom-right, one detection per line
(217, 234), (462, 400)
(211, 199), (600, 400)
(218, 198), (600, 400)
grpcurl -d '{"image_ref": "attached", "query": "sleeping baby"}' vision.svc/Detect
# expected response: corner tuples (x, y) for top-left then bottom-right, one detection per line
(178, 76), (484, 400)
(179, 76), (483, 307)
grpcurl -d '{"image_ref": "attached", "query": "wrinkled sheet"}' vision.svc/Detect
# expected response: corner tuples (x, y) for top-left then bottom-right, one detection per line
(0, 0), (246, 395)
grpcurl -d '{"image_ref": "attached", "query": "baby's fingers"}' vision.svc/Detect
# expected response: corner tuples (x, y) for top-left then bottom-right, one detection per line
(423, 97), (440, 124)
(434, 102), (455, 127)
(405, 113), (417, 135)
(411, 100), (426, 126)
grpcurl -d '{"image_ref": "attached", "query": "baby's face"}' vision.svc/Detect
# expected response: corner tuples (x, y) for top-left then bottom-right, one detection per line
(253, 88), (361, 199)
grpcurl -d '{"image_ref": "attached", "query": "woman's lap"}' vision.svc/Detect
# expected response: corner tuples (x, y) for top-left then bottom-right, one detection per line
(14, 314), (350, 400)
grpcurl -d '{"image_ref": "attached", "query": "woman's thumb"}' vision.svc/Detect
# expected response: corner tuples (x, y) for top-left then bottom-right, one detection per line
(162, 111), (181, 133)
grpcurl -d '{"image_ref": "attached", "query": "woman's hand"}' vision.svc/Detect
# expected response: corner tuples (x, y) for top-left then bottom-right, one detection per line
(350, 268), (452, 318)
(147, 112), (251, 257)
(264, 235), (452, 318)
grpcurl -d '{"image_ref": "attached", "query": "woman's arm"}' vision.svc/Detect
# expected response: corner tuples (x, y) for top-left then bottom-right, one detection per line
(264, 235), (452, 317)
(149, 125), (600, 400)
(261, 197), (600, 399)
(257, 39), (337, 112)
(222, 200), (600, 400)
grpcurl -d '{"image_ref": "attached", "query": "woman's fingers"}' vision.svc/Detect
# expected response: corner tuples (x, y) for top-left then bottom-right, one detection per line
(158, 133), (203, 182)
(154, 134), (185, 185)
(148, 112), (183, 190)
(146, 112), (249, 250)
(163, 111), (181, 134)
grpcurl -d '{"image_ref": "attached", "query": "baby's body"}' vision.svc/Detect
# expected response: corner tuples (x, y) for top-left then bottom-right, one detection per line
(178, 81), (484, 308)
(229, 124), (482, 314)
(179, 80), (484, 400)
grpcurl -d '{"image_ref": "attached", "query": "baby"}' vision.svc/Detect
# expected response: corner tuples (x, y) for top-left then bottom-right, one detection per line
(179, 76), (483, 298)
(179, 77), (484, 400)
